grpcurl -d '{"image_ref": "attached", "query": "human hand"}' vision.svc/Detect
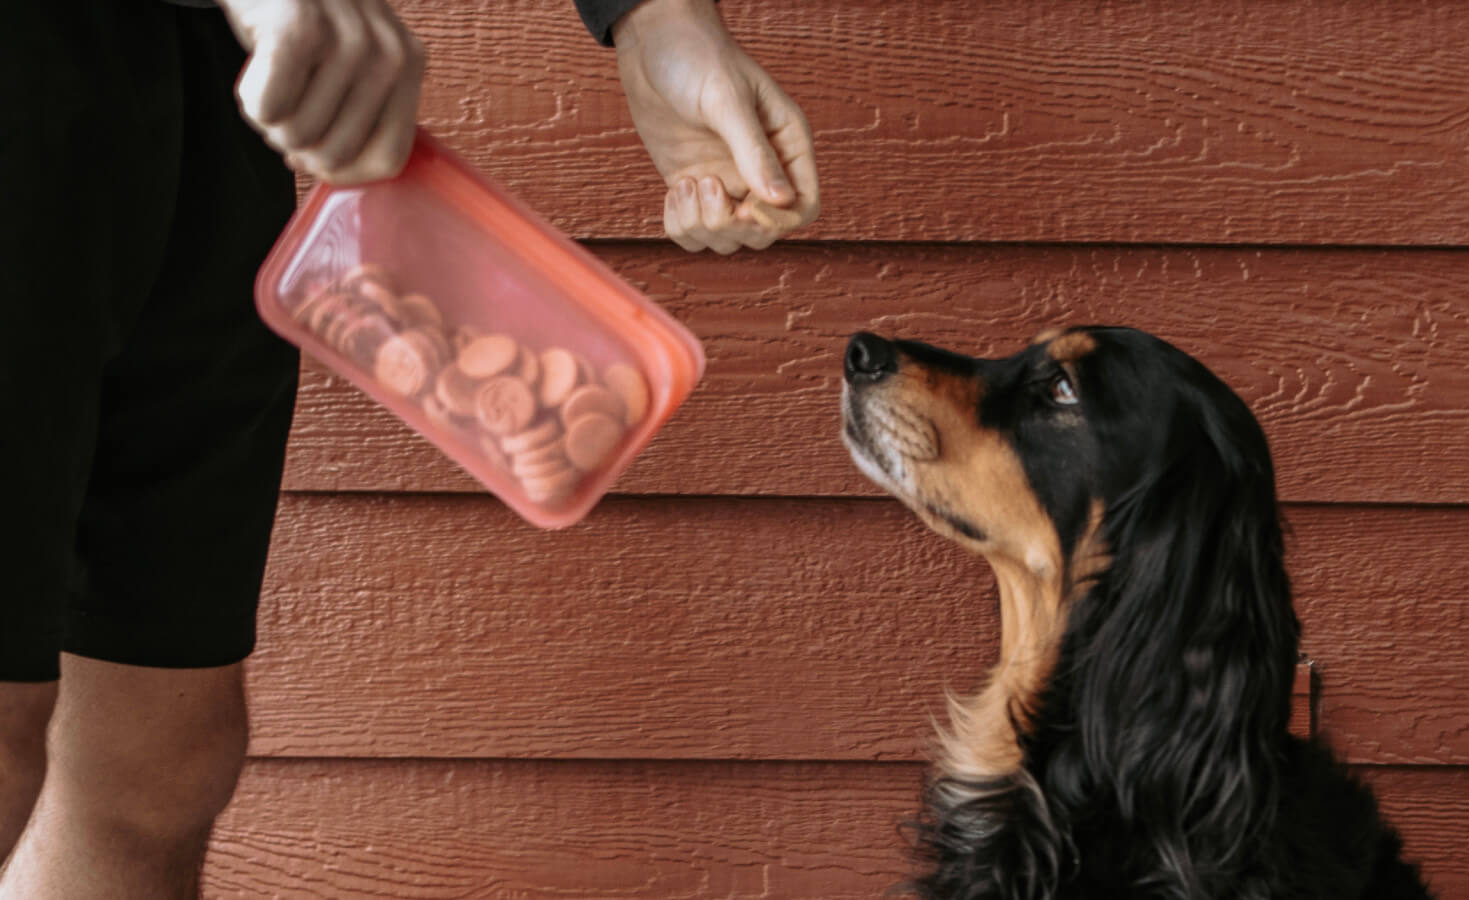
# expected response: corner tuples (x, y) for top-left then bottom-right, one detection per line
(612, 0), (818, 253)
(217, 0), (425, 184)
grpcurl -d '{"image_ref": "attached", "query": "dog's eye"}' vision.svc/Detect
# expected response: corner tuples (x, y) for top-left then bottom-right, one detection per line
(1050, 372), (1079, 406)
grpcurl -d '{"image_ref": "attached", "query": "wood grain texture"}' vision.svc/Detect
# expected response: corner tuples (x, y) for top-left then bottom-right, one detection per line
(281, 243), (1469, 503)
(1359, 767), (1469, 900)
(204, 760), (1468, 899)
(370, 0), (1469, 244)
(208, 759), (914, 899)
(246, 496), (1467, 765)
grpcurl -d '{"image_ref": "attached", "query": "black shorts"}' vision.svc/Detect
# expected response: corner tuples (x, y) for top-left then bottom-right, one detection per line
(0, 3), (299, 681)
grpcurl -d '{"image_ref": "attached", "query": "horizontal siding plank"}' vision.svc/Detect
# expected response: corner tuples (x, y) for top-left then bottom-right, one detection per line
(247, 496), (1468, 765)
(209, 759), (914, 899)
(205, 760), (1467, 899)
(281, 243), (1469, 503)
(1360, 767), (1469, 900)
(379, 0), (1469, 245)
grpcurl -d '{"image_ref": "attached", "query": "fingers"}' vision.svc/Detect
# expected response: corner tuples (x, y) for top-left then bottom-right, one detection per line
(690, 63), (819, 250)
(702, 78), (795, 208)
(321, 37), (423, 185)
(231, 0), (424, 185)
(665, 179), (707, 253)
(234, 3), (326, 129)
(665, 176), (798, 254)
(761, 82), (821, 227)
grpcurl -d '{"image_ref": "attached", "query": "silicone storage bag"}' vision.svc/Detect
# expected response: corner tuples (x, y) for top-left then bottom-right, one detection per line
(254, 130), (705, 529)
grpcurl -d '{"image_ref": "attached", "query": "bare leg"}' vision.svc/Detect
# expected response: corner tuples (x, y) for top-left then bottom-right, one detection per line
(0, 682), (57, 862)
(0, 654), (248, 899)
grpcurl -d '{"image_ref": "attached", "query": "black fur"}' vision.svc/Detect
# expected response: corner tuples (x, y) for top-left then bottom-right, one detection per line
(870, 328), (1433, 900)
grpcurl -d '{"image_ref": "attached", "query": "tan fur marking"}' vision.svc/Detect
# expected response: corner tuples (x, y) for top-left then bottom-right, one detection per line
(940, 554), (1064, 780)
(1066, 498), (1111, 605)
(1048, 330), (1097, 363)
(848, 348), (1095, 783)
(1031, 327), (1064, 346)
(939, 500), (1111, 782)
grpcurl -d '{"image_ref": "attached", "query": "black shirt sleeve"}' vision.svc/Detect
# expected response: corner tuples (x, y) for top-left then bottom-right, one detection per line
(574, 0), (649, 47)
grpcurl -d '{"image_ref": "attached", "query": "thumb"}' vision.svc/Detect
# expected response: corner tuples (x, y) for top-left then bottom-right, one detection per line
(706, 83), (795, 207)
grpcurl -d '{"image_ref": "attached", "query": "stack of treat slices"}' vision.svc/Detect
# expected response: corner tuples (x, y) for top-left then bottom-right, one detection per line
(294, 264), (650, 505)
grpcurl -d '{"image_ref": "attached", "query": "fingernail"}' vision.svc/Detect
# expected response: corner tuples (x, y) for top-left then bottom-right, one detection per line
(700, 178), (718, 201)
(678, 179), (695, 199)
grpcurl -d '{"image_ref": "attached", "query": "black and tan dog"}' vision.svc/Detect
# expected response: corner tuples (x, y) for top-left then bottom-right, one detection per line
(841, 327), (1432, 900)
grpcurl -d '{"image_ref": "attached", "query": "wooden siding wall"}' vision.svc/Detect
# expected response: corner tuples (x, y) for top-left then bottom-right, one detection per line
(208, 1), (1469, 896)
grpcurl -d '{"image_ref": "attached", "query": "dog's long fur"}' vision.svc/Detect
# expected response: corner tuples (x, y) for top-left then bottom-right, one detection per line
(841, 326), (1433, 900)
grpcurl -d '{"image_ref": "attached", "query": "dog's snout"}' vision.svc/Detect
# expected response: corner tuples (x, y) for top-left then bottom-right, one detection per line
(846, 332), (897, 383)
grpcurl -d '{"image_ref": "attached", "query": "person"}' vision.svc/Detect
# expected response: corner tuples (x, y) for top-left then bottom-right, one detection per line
(0, 1), (817, 897)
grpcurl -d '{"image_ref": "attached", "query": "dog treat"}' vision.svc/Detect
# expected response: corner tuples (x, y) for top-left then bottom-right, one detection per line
(501, 418), (561, 456)
(538, 347), (580, 407)
(475, 374), (538, 435)
(512, 452), (571, 480)
(356, 278), (398, 313)
(560, 384), (625, 427)
(564, 412), (623, 471)
(375, 333), (434, 396)
(602, 362), (649, 427)
(513, 443), (568, 473)
(341, 262), (391, 285)
(521, 466), (580, 503)
(422, 393), (458, 430)
(416, 326), (453, 368)
(298, 290), (345, 335)
(337, 311), (396, 364)
(477, 433), (510, 471)
(293, 270), (651, 507)
(747, 199), (803, 232)
(458, 333), (519, 379)
(434, 363), (484, 419)
(515, 344), (540, 391)
(398, 292), (442, 326)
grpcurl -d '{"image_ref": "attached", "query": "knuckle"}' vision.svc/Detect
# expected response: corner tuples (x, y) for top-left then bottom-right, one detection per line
(283, 6), (328, 54)
(277, 116), (323, 150)
(275, 122), (305, 149)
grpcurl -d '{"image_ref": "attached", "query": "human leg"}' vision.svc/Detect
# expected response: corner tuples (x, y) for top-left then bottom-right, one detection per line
(0, 658), (246, 899)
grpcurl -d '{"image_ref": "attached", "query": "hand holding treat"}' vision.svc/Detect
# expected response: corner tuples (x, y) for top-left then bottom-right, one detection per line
(611, 0), (819, 254)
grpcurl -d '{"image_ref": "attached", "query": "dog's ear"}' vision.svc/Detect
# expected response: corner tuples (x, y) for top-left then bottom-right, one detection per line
(1065, 365), (1300, 893)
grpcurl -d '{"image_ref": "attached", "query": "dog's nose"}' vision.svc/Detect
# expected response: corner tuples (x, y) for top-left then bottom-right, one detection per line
(845, 332), (897, 383)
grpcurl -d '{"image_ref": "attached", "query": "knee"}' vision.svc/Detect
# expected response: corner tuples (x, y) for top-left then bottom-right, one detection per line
(51, 689), (248, 841)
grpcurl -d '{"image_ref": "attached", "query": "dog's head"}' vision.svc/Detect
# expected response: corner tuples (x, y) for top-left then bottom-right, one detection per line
(843, 326), (1302, 895)
(842, 325), (1279, 577)
(842, 326), (1116, 586)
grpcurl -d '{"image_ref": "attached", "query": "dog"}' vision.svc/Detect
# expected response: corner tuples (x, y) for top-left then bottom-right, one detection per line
(840, 326), (1432, 899)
